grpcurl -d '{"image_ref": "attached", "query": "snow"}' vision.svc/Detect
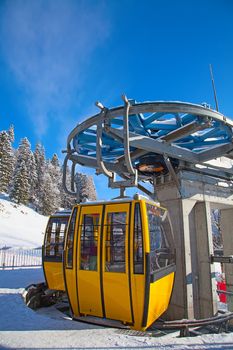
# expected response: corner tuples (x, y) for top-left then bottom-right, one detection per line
(0, 194), (48, 248)
(206, 156), (233, 169)
(0, 267), (233, 349)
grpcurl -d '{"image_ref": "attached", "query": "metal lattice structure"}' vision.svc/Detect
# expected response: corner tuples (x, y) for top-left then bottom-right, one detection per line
(63, 96), (233, 198)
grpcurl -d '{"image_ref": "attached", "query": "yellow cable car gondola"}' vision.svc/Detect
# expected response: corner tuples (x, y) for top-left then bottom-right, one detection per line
(43, 210), (71, 291)
(43, 195), (175, 331)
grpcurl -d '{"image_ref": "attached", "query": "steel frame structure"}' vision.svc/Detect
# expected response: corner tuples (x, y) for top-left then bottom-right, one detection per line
(63, 96), (233, 198)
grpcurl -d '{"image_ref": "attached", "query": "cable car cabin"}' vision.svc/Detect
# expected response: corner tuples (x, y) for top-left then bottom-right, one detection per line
(60, 197), (175, 331)
(42, 210), (71, 291)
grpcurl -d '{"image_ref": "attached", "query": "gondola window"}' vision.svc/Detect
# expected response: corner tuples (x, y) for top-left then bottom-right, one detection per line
(45, 217), (68, 260)
(147, 204), (174, 272)
(80, 214), (99, 271)
(105, 212), (127, 272)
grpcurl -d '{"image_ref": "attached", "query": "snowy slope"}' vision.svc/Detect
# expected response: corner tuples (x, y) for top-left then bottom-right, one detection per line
(0, 194), (48, 249)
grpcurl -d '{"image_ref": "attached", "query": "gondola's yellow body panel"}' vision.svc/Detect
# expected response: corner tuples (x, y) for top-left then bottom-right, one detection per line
(43, 262), (65, 291)
(43, 198), (175, 330)
(146, 272), (175, 329)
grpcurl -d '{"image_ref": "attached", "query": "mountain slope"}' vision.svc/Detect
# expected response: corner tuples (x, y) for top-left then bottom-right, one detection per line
(0, 194), (48, 248)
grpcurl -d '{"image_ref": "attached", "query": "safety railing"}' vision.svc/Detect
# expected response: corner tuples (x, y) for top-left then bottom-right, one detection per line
(0, 248), (42, 269)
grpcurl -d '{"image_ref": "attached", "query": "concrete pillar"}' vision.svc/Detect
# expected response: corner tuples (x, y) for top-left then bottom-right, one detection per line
(193, 202), (218, 318)
(220, 209), (233, 311)
(158, 182), (218, 320)
(159, 196), (196, 319)
(182, 199), (196, 319)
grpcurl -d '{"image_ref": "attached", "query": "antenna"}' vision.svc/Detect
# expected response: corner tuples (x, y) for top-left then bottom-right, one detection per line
(209, 64), (219, 112)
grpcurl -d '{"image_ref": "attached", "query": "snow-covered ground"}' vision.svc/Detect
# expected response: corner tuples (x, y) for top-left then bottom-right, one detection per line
(0, 267), (233, 349)
(0, 194), (48, 249)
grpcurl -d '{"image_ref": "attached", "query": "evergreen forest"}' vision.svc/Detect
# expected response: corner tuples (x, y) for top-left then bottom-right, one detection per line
(0, 125), (96, 215)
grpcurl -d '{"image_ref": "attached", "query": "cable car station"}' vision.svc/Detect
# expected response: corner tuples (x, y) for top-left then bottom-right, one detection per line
(41, 96), (233, 330)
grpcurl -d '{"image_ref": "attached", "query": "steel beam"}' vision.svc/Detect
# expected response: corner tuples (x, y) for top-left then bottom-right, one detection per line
(198, 143), (233, 162)
(70, 154), (126, 174)
(161, 120), (211, 143)
(116, 120), (211, 164)
(107, 127), (199, 163)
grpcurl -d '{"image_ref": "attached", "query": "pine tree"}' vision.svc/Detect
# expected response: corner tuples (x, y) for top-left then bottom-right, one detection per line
(51, 153), (59, 168)
(0, 122), (98, 212)
(10, 160), (30, 204)
(28, 152), (38, 204)
(50, 154), (61, 186)
(17, 137), (32, 167)
(75, 173), (97, 202)
(0, 131), (14, 193)
(47, 155), (62, 209)
(34, 143), (46, 211)
(16, 138), (37, 203)
(8, 125), (15, 143)
(40, 172), (60, 215)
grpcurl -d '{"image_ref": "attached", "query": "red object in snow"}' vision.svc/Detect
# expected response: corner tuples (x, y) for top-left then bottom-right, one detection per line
(217, 281), (227, 303)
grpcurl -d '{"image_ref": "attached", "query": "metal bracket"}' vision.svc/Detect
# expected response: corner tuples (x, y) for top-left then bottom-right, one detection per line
(163, 155), (182, 197)
(120, 94), (138, 187)
(62, 153), (77, 197)
(108, 172), (138, 198)
(108, 172), (138, 189)
(96, 103), (114, 179)
(210, 255), (233, 264)
(96, 96), (139, 196)
(122, 94), (136, 175)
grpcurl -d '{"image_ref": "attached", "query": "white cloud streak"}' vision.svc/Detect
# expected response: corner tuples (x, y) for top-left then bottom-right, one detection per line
(0, 0), (110, 137)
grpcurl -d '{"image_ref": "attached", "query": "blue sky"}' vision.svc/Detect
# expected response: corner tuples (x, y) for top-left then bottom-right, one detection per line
(0, 0), (233, 199)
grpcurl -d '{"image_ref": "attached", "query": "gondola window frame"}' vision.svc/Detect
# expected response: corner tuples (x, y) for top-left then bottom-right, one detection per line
(65, 207), (78, 269)
(133, 203), (144, 274)
(105, 211), (127, 273)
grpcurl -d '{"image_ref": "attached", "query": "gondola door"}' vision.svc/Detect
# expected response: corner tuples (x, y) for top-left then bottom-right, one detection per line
(77, 205), (103, 317)
(102, 203), (132, 323)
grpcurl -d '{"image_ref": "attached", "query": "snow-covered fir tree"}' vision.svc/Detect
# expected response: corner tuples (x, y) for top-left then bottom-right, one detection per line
(28, 152), (38, 204)
(10, 159), (30, 204)
(51, 153), (60, 169)
(1, 126), (97, 214)
(40, 172), (60, 215)
(0, 131), (14, 193)
(47, 154), (62, 209)
(34, 143), (46, 210)
(49, 154), (62, 187)
(15, 138), (37, 204)
(75, 172), (97, 202)
(16, 138), (32, 168)
(8, 125), (15, 143)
